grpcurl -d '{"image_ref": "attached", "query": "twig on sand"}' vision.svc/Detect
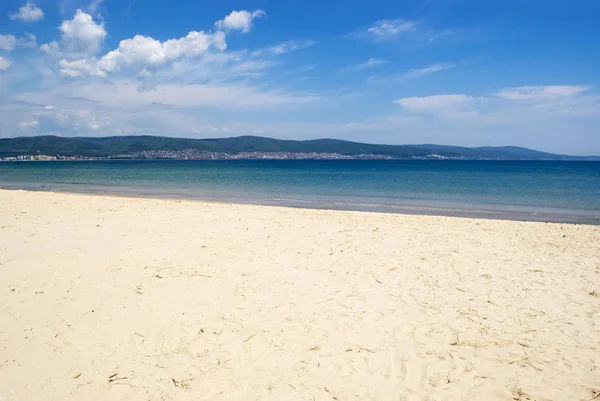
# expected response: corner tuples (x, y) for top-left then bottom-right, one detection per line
(324, 387), (339, 400)
(509, 357), (543, 372)
(371, 274), (382, 284)
(190, 273), (213, 278)
(315, 297), (336, 304)
(243, 334), (257, 343)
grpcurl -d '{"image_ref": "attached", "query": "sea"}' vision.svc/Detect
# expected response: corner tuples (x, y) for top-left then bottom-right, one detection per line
(1, 160), (599, 224)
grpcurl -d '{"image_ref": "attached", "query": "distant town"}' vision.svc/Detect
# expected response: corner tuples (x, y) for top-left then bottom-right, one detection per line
(0, 149), (468, 161)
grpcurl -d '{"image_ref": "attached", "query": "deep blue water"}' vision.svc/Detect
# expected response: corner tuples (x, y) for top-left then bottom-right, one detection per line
(1, 160), (599, 223)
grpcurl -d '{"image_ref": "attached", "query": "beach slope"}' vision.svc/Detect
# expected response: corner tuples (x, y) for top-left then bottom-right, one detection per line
(0, 190), (599, 400)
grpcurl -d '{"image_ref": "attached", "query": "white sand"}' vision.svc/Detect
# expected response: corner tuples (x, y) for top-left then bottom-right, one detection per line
(0, 190), (599, 401)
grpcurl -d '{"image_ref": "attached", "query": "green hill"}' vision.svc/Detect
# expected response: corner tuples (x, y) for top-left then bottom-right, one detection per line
(0, 135), (598, 160)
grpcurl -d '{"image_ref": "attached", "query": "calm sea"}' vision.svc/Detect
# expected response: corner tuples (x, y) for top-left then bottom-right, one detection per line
(1, 160), (599, 223)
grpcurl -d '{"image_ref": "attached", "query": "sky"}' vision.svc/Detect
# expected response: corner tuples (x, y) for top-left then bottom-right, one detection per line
(0, 0), (599, 155)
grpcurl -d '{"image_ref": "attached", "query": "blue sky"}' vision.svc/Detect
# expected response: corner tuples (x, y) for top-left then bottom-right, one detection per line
(0, 0), (599, 154)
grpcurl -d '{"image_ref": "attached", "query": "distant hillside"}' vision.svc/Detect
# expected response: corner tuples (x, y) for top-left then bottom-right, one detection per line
(0, 135), (598, 160)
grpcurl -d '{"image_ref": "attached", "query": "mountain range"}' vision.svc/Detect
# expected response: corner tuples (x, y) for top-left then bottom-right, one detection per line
(0, 135), (598, 160)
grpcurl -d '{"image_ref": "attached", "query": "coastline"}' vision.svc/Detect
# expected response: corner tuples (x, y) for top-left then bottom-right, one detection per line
(1, 185), (599, 224)
(1, 189), (599, 401)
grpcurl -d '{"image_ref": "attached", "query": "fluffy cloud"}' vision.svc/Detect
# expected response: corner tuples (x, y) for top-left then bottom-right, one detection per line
(367, 19), (416, 39)
(41, 10), (106, 58)
(215, 10), (266, 33)
(96, 30), (226, 73)
(496, 85), (588, 101)
(0, 55), (13, 71)
(59, 9), (107, 54)
(59, 58), (106, 77)
(0, 34), (17, 51)
(49, 9), (271, 77)
(10, 2), (44, 22)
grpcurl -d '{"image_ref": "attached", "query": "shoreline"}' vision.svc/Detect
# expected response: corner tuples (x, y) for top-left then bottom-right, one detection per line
(1, 185), (599, 225)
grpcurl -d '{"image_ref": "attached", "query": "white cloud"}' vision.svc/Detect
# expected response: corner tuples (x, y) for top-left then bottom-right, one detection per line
(10, 2), (44, 22)
(155, 49), (278, 82)
(496, 85), (589, 101)
(395, 94), (475, 114)
(367, 19), (416, 39)
(47, 9), (275, 77)
(41, 10), (106, 58)
(0, 34), (17, 51)
(57, 9), (107, 54)
(0, 55), (12, 71)
(59, 58), (106, 77)
(215, 10), (266, 34)
(403, 63), (454, 78)
(18, 120), (39, 128)
(96, 30), (225, 73)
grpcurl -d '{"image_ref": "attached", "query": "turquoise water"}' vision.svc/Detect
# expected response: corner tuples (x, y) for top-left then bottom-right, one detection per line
(1, 160), (599, 223)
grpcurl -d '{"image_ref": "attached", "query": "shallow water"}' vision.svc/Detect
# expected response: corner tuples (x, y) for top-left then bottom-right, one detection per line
(1, 159), (599, 223)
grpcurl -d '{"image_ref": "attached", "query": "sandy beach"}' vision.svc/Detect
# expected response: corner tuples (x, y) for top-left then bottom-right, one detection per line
(0, 189), (599, 401)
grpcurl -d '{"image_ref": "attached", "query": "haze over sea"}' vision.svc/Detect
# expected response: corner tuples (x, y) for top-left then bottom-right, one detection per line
(1, 160), (599, 224)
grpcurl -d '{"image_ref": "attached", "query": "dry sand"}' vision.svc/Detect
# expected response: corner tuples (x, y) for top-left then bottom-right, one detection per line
(0, 189), (599, 401)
